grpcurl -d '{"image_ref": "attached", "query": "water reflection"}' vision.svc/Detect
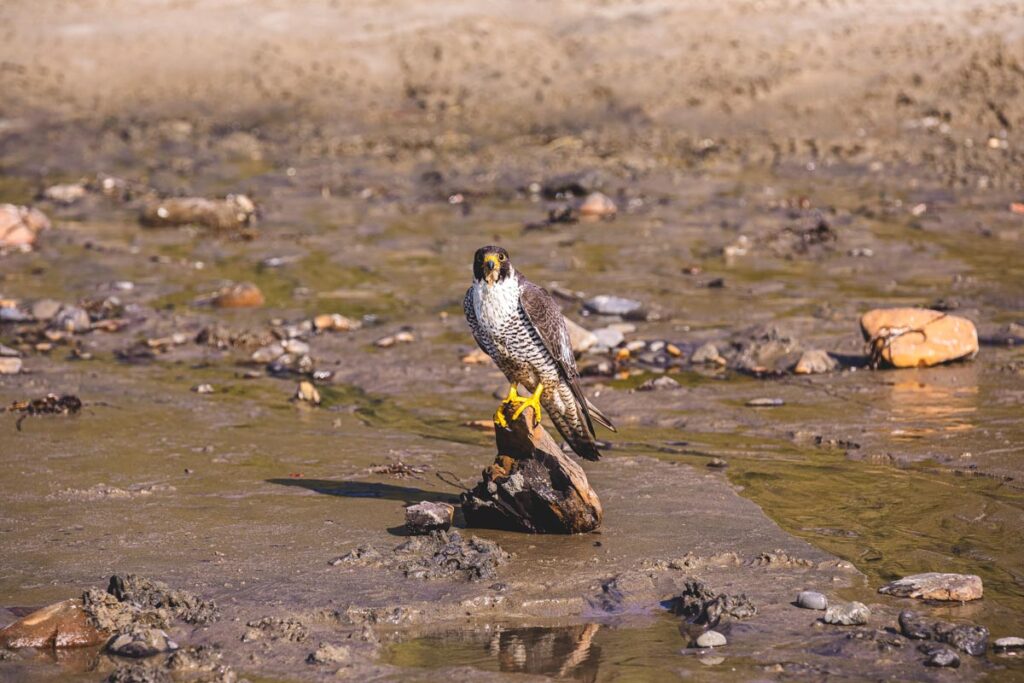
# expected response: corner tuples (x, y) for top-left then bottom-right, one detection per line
(885, 365), (978, 439)
(489, 624), (601, 680)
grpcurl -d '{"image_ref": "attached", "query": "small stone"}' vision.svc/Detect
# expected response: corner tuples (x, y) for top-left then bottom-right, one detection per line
(707, 458), (728, 468)
(214, 282), (264, 308)
(281, 339), (310, 355)
(140, 194), (256, 230)
(690, 342), (725, 365)
(943, 624), (989, 656)
(796, 591), (828, 610)
(42, 183), (88, 205)
(746, 398), (784, 407)
(313, 313), (360, 332)
(823, 601), (870, 625)
(405, 501), (455, 534)
(793, 349), (837, 374)
(994, 636), (1024, 653)
(31, 299), (62, 321)
(0, 204), (50, 249)
(593, 327), (625, 348)
(861, 308), (978, 368)
(295, 381), (321, 405)
(879, 573), (983, 601)
(666, 343), (682, 357)
(106, 628), (179, 658)
(898, 610), (933, 640)
(637, 376), (680, 391)
(695, 630), (727, 648)
(307, 642), (351, 665)
(0, 357), (22, 374)
(52, 305), (91, 333)
(578, 191), (617, 218)
(923, 645), (960, 668)
(583, 295), (645, 319)
(565, 317), (598, 354)
(251, 343), (285, 364)
(192, 384), (214, 394)
(394, 330), (415, 343)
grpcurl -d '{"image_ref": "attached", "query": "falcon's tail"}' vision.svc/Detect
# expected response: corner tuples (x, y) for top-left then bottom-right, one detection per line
(585, 399), (616, 433)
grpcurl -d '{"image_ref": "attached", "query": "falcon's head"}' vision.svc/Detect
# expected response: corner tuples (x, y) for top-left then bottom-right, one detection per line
(472, 245), (512, 286)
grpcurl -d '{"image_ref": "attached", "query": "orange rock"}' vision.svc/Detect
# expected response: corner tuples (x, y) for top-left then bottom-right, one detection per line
(0, 204), (50, 248)
(860, 308), (978, 368)
(313, 313), (360, 332)
(0, 599), (109, 649)
(214, 282), (264, 308)
(578, 192), (617, 218)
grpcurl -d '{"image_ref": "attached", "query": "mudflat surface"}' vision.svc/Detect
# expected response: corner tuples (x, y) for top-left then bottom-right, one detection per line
(1, 0), (1023, 680)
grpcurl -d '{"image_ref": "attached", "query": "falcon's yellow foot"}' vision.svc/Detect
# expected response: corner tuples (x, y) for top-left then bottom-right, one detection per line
(493, 384), (522, 430)
(510, 382), (544, 427)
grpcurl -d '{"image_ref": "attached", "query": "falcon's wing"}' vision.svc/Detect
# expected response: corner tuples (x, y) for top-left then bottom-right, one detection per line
(464, 287), (496, 358)
(517, 275), (605, 436)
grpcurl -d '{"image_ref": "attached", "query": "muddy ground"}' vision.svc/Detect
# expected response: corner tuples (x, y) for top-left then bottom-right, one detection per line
(1, 0), (1023, 680)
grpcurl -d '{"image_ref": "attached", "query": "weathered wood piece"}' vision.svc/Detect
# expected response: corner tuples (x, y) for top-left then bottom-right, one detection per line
(461, 403), (602, 534)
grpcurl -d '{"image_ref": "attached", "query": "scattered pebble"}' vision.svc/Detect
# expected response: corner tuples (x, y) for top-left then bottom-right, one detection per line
(214, 282), (265, 308)
(593, 327), (625, 348)
(823, 601), (870, 625)
(295, 381), (321, 405)
(405, 501), (455, 534)
(695, 630), (727, 648)
(375, 330), (415, 348)
(0, 357), (22, 374)
(578, 191), (617, 218)
(636, 376), (680, 391)
(0, 203), (50, 250)
(861, 308), (978, 368)
(52, 305), (91, 333)
(994, 636), (1024, 653)
(796, 591), (828, 610)
(42, 183), (88, 205)
(313, 313), (361, 332)
(31, 298), (62, 321)
(690, 342), (725, 366)
(192, 384), (214, 394)
(140, 194), (256, 230)
(707, 458), (728, 469)
(793, 349), (837, 375)
(879, 573), (983, 601)
(583, 295), (645, 319)
(746, 398), (784, 407)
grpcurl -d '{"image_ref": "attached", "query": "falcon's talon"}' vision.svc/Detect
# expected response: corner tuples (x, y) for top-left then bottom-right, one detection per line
(510, 383), (544, 427)
(494, 384), (525, 430)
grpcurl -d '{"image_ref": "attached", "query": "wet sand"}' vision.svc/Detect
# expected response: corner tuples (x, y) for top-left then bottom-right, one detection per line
(1, 0), (1023, 680)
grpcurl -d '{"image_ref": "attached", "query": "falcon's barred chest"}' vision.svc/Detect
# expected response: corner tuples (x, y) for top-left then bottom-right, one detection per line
(464, 274), (561, 389)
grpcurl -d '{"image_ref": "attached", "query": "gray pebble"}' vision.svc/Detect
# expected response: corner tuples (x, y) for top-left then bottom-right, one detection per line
(995, 636), (1024, 652)
(923, 645), (960, 668)
(592, 327), (625, 348)
(695, 630), (727, 648)
(746, 398), (785, 407)
(823, 601), (870, 625)
(796, 591), (828, 610)
(690, 342), (723, 365)
(583, 295), (645, 318)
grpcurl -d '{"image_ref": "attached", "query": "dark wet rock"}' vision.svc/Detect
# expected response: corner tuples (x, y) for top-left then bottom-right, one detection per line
(5, 393), (82, 417)
(994, 636), (1024, 652)
(107, 627), (179, 658)
(140, 194), (256, 230)
(107, 664), (173, 683)
(746, 398), (784, 407)
(823, 602), (870, 625)
(668, 580), (756, 626)
(540, 171), (607, 199)
(796, 591), (828, 610)
(941, 624), (989, 656)
(690, 342), (725, 366)
(405, 501), (454, 534)
(793, 349), (837, 374)
(0, 599), (109, 649)
(242, 616), (308, 643)
(583, 295), (645, 319)
(51, 305), (92, 333)
(695, 630), (727, 648)
(396, 530), (509, 581)
(879, 572), (982, 601)
(921, 644), (960, 668)
(307, 642), (351, 664)
(636, 376), (680, 391)
(898, 610), (933, 640)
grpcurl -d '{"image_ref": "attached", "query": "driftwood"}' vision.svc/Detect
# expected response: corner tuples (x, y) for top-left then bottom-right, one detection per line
(461, 403), (602, 534)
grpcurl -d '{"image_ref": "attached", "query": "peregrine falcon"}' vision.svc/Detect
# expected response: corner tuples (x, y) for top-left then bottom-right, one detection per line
(464, 245), (616, 461)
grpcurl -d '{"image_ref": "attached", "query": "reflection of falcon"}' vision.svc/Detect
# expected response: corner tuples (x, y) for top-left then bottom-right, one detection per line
(464, 245), (615, 461)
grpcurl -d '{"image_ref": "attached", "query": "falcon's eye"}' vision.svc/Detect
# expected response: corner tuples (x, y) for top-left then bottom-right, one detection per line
(498, 254), (506, 261)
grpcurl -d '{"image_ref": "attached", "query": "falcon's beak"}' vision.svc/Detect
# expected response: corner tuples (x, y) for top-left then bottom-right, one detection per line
(483, 254), (500, 285)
